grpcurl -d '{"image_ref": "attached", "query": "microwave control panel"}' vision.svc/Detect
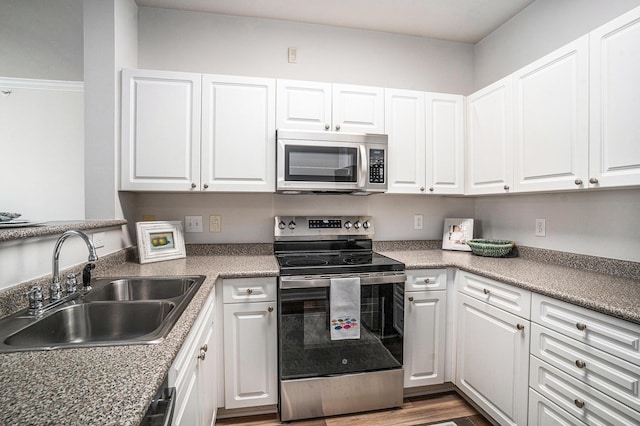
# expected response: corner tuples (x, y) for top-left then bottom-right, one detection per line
(369, 149), (385, 184)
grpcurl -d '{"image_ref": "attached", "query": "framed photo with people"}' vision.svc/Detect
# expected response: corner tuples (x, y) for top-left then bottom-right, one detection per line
(442, 218), (474, 251)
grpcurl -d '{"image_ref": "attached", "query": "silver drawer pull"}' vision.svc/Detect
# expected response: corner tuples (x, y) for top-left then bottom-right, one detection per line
(574, 399), (585, 409)
(408, 296), (414, 302)
(201, 344), (208, 353)
(198, 350), (206, 361)
(575, 360), (586, 369)
(423, 278), (430, 284)
(516, 324), (524, 331)
(268, 306), (274, 313)
(576, 322), (587, 331)
(483, 288), (490, 295)
(246, 288), (253, 295)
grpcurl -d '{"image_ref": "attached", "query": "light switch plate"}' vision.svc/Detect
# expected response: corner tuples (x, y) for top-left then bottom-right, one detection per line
(185, 216), (203, 233)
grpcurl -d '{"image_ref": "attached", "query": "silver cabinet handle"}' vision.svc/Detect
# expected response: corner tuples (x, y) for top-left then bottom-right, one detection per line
(576, 322), (587, 331)
(423, 278), (430, 284)
(574, 399), (585, 409)
(589, 177), (599, 184)
(516, 324), (525, 331)
(201, 344), (208, 353)
(325, 124), (330, 130)
(429, 187), (434, 192)
(268, 306), (274, 313)
(198, 349), (206, 361)
(575, 179), (583, 186)
(483, 288), (490, 295)
(503, 185), (510, 191)
(575, 359), (586, 369)
(335, 124), (341, 131)
(203, 183), (209, 189)
(408, 296), (414, 302)
(246, 288), (253, 295)
(191, 183), (197, 189)
(420, 187), (425, 192)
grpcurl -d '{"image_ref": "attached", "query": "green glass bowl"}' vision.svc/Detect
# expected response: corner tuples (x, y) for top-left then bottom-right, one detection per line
(466, 239), (516, 257)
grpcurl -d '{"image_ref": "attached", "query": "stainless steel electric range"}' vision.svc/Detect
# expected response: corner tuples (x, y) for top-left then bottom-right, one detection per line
(274, 216), (406, 421)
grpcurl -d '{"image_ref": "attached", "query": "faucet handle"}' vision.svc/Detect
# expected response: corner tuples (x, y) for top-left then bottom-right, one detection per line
(49, 280), (62, 301)
(26, 286), (44, 315)
(66, 273), (79, 294)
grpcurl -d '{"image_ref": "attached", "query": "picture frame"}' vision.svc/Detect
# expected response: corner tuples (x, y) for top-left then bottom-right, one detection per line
(136, 221), (186, 264)
(442, 218), (474, 251)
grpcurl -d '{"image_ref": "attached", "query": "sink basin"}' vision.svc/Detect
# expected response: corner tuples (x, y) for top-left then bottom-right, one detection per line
(0, 275), (206, 353)
(84, 277), (196, 302)
(4, 301), (174, 349)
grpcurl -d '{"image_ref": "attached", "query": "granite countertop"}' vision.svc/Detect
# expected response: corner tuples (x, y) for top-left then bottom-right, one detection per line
(0, 219), (127, 242)
(0, 245), (639, 425)
(0, 251), (279, 426)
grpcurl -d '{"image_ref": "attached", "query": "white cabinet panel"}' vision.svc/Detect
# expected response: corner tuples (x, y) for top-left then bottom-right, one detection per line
(457, 270), (531, 319)
(426, 93), (465, 195)
(405, 269), (447, 292)
(456, 292), (530, 426)
(466, 77), (513, 195)
(590, 6), (640, 188)
(121, 68), (201, 191)
(201, 75), (275, 192)
(385, 89), (426, 194)
(513, 36), (589, 192)
(529, 389), (588, 426)
(403, 290), (446, 387)
(276, 79), (332, 131)
(333, 84), (384, 133)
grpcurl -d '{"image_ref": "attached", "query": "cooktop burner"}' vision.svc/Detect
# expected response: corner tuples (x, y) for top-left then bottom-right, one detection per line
(284, 256), (330, 267)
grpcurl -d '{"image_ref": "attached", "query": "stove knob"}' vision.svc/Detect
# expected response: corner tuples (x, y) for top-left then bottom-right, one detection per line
(363, 221), (370, 229)
(278, 221), (286, 230)
(288, 221), (296, 230)
(353, 221), (361, 229)
(344, 221), (352, 230)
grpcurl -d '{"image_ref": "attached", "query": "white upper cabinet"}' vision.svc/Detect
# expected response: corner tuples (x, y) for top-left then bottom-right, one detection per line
(121, 68), (202, 191)
(590, 6), (640, 188)
(276, 80), (332, 131)
(201, 75), (275, 192)
(426, 93), (465, 195)
(466, 77), (514, 195)
(276, 79), (384, 133)
(385, 89), (426, 194)
(513, 36), (589, 193)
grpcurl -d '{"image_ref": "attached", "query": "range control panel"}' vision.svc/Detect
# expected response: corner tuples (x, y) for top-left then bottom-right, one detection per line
(275, 216), (374, 240)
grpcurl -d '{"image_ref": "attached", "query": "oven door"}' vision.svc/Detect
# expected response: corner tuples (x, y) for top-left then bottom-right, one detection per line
(278, 278), (404, 381)
(277, 139), (366, 193)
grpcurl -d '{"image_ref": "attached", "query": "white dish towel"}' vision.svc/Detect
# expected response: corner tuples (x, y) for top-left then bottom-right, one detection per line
(329, 277), (361, 340)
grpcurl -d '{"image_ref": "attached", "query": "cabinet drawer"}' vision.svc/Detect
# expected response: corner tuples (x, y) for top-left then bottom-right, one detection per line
(529, 356), (640, 425)
(531, 323), (640, 412)
(456, 270), (531, 319)
(532, 293), (640, 365)
(529, 389), (588, 426)
(223, 277), (276, 303)
(406, 269), (447, 291)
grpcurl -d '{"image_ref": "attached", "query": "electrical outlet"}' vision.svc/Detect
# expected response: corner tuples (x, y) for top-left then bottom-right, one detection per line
(185, 216), (203, 233)
(288, 47), (297, 63)
(210, 215), (221, 233)
(414, 214), (423, 230)
(535, 218), (546, 237)
(93, 232), (105, 249)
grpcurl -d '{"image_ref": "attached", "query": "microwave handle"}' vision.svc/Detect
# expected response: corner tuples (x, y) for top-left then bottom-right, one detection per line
(358, 145), (367, 188)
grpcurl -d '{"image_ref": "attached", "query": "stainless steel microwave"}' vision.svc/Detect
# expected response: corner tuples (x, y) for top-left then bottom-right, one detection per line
(276, 129), (388, 194)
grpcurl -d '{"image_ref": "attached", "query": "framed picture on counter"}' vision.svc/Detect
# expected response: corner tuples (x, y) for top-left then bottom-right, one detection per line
(442, 218), (473, 251)
(136, 221), (186, 264)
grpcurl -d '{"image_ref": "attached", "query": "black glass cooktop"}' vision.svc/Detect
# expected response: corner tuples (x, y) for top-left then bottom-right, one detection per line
(276, 250), (404, 276)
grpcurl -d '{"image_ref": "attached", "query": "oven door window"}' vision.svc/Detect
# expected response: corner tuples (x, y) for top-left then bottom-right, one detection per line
(279, 284), (403, 380)
(284, 145), (359, 183)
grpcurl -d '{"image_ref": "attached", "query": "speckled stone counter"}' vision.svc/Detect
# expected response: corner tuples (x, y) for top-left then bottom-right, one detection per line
(0, 248), (278, 425)
(0, 219), (127, 242)
(376, 248), (640, 324)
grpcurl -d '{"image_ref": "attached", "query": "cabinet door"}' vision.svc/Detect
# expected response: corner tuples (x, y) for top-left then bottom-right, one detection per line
(223, 301), (277, 409)
(333, 83), (385, 133)
(201, 75), (275, 192)
(466, 77), (513, 195)
(529, 389), (588, 426)
(426, 93), (465, 195)
(276, 79), (332, 131)
(456, 292), (530, 426)
(121, 68), (201, 191)
(513, 36), (589, 193)
(198, 308), (217, 426)
(590, 6), (640, 188)
(384, 89), (426, 193)
(403, 290), (446, 387)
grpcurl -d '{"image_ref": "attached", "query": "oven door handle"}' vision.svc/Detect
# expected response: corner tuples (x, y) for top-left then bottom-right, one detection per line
(280, 273), (406, 289)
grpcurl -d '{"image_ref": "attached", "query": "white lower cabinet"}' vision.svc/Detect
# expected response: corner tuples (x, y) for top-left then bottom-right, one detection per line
(455, 273), (530, 426)
(403, 269), (447, 388)
(222, 277), (278, 410)
(529, 388), (588, 426)
(170, 291), (217, 426)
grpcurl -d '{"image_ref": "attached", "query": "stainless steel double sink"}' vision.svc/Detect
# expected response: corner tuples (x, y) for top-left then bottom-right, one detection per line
(0, 276), (206, 353)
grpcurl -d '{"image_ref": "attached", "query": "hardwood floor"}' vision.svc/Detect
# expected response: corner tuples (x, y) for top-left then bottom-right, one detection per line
(215, 392), (492, 426)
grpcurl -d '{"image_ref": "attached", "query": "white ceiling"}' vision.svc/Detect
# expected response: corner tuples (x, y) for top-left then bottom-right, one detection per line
(134, 0), (536, 44)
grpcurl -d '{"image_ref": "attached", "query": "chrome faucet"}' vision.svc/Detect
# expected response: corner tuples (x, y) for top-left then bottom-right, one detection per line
(51, 230), (99, 300)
